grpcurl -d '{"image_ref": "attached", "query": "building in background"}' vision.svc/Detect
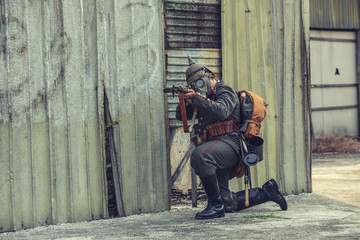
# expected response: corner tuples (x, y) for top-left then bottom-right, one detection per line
(309, 0), (360, 138)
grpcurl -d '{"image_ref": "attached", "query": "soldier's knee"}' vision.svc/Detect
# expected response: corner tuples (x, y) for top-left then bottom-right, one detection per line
(190, 147), (203, 171)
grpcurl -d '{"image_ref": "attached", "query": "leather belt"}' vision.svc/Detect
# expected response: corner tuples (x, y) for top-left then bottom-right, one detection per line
(206, 120), (234, 139)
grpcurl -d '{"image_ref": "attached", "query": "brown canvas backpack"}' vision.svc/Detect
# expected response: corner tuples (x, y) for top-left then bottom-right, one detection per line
(238, 90), (267, 138)
(229, 90), (267, 179)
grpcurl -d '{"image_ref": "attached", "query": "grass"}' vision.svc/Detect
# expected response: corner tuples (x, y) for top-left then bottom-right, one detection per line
(243, 213), (284, 220)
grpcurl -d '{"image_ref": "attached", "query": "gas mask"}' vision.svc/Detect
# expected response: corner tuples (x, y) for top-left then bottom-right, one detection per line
(189, 74), (212, 97)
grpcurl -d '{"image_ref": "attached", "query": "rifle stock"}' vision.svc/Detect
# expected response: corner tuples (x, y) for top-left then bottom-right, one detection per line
(178, 93), (189, 132)
(164, 85), (196, 133)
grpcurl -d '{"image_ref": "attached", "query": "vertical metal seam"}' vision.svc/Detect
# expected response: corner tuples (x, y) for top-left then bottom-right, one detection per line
(41, 0), (51, 224)
(290, 0), (298, 194)
(58, 0), (73, 222)
(258, 1), (271, 182)
(244, 0), (252, 90)
(147, 2), (156, 211)
(255, 1), (266, 186)
(2, 0), (15, 229)
(128, 1), (141, 213)
(95, 1), (109, 217)
(24, 0), (36, 227)
(80, 0), (92, 220)
(271, 0), (280, 183)
(41, 0), (55, 224)
(220, 0), (225, 81)
(113, 0), (125, 216)
(6, 1), (16, 229)
(231, 0), (238, 88)
(300, 0), (312, 193)
(276, 0), (286, 193)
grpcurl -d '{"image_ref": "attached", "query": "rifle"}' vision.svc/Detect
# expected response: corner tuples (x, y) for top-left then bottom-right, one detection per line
(163, 85), (198, 133)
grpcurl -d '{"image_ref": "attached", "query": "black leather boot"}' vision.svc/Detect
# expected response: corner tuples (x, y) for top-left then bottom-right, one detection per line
(233, 179), (287, 211)
(262, 178), (287, 210)
(196, 174), (225, 219)
(234, 188), (269, 211)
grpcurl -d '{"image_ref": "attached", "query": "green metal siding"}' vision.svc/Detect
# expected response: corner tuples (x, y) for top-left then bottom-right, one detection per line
(222, 0), (311, 195)
(310, 0), (360, 29)
(0, 0), (108, 231)
(0, 0), (168, 233)
(98, 0), (169, 215)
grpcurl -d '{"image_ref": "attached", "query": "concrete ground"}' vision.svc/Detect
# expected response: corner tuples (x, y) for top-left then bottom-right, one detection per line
(1, 153), (360, 240)
(312, 152), (360, 208)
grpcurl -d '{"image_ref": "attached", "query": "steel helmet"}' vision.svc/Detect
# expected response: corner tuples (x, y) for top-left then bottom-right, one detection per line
(185, 56), (213, 85)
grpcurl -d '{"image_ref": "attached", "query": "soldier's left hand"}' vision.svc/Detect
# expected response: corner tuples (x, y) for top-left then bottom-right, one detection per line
(184, 89), (196, 105)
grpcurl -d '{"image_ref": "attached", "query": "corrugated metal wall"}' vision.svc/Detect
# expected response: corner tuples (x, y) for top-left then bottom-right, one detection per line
(0, 0), (107, 232)
(310, 0), (359, 29)
(97, 0), (168, 216)
(164, 0), (221, 49)
(222, 0), (311, 194)
(0, 0), (168, 233)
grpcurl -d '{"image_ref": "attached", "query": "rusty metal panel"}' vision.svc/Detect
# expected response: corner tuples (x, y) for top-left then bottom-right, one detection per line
(164, 0), (221, 49)
(222, 0), (311, 195)
(310, 30), (358, 136)
(310, 0), (359, 29)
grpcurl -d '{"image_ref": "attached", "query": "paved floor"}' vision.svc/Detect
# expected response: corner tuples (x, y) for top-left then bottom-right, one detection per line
(1, 153), (359, 240)
(312, 152), (360, 207)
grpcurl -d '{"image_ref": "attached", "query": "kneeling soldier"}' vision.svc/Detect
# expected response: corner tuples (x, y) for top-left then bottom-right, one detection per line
(176, 57), (287, 219)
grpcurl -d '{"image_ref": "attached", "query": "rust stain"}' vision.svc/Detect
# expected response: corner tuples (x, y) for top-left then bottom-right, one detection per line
(31, 91), (46, 109)
(18, 45), (26, 55)
(123, 2), (151, 10)
(3, 17), (27, 57)
(50, 32), (72, 63)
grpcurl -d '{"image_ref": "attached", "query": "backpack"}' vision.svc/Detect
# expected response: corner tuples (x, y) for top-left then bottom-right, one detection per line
(229, 90), (267, 179)
(237, 90), (267, 138)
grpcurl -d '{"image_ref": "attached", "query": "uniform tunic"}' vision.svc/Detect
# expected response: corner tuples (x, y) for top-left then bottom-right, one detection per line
(176, 80), (242, 208)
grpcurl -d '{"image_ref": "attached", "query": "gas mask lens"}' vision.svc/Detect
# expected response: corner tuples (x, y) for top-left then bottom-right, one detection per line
(195, 79), (205, 88)
(190, 78), (207, 97)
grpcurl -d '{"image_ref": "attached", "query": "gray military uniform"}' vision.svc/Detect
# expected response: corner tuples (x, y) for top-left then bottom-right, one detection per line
(176, 80), (242, 209)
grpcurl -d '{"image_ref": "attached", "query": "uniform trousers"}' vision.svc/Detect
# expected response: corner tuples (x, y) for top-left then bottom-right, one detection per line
(190, 137), (240, 208)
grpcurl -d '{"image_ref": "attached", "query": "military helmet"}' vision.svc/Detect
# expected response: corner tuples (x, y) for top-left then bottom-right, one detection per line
(185, 56), (213, 85)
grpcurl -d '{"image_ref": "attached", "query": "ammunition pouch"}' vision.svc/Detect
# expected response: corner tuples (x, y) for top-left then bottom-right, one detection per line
(206, 120), (234, 139)
(191, 120), (235, 147)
